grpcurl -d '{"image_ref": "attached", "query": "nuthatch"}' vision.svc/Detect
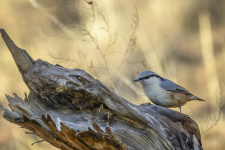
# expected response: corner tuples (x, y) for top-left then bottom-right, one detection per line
(134, 71), (205, 112)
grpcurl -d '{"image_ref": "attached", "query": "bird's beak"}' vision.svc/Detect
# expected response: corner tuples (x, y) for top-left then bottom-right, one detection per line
(133, 78), (141, 82)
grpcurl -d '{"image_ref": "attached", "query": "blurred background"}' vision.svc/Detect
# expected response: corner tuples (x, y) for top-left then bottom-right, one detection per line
(0, 0), (225, 149)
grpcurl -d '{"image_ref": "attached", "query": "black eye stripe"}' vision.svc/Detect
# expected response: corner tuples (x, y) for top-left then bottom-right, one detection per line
(141, 76), (150, 80)
(140, 75), (161, 80)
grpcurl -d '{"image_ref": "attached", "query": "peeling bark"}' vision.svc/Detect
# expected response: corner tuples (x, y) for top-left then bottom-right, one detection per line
(0, 29), (203, 150)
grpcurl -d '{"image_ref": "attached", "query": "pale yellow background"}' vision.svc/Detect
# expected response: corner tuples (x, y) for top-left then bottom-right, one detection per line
(0, 0), (224, 149)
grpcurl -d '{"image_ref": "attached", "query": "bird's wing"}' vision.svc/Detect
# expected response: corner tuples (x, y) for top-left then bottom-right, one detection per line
(160, 78), (190, 94)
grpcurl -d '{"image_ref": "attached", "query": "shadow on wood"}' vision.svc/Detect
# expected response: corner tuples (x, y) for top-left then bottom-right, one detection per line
(0, 29), (203, 150)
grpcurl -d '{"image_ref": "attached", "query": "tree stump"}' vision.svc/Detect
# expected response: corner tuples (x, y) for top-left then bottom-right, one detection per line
(0, 29), (203, 150)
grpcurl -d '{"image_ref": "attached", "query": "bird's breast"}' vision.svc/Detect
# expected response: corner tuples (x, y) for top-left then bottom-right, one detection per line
(143, 82), (180, 107)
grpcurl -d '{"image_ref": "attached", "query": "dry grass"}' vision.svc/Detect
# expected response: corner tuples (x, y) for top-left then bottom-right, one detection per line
(0, 0), (224, 149)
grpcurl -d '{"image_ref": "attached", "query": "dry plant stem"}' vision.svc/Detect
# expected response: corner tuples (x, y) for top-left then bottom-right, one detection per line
(114, 6), (139, 75)
(0, 29), (203, 150)
(93, 3), (116, 57)
(202, 93), (222, 134)
(78, 1), (118, 93)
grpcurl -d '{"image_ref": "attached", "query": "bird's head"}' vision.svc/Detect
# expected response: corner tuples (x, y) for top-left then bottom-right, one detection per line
(134, 71), (162, 86)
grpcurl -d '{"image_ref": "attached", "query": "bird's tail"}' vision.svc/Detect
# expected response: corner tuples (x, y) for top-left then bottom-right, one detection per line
(188, 94), (205, 101)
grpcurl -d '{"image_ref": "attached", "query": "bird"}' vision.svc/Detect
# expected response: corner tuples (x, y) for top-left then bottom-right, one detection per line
(134, 71), (205, 112)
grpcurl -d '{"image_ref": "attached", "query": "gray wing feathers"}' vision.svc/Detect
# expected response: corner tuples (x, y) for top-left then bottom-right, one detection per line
(160, 78), (190, 94)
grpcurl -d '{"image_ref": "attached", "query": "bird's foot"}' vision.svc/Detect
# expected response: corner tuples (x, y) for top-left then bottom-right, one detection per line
(140, 102), (152, 106)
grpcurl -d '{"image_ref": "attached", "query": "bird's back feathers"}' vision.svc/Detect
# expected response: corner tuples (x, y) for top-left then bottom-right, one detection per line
(160, 78), (190, 94)
(160, 77), (205, 101)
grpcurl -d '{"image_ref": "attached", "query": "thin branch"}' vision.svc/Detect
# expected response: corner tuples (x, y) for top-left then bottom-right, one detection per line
(28, 0), (74, 36)
(31, 140), (46, 145)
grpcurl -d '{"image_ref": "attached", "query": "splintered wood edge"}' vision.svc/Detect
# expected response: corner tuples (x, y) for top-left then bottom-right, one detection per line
(2, 109), (73, 150)
(42, 114), (127, 150)
(1, 107), (128, 150)
(0, 29), (34, 74)
(105, 125), (129, 150)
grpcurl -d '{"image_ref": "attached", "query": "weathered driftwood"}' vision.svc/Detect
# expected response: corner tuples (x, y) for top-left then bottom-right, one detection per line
(0, 29), (203, 150)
